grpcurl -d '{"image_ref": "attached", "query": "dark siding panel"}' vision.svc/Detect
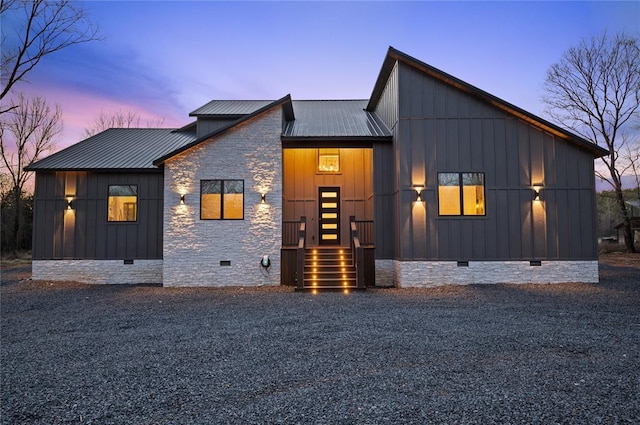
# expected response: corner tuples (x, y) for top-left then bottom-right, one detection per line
(458, 119), (471, 171)
(545, 191), (559, 258)
(556, 190), (570, 257)
(31, 171), (163, 260)
(438, 220), (450, 258)
(484, 190), (498, 258)
(461, 220), (473, 259)
(520, 191), (533, 259)
(410, 119), (425, 185)
(580, 189), (597, 258)
(391, 65), (599, 262)
(492, 119), (507, 187)
(518, 122), (531, 186)
(508, 190), (522, 259)
(472, 220), (486, 259)
(505, 120), (519, 187)
(568, 190), (581, 258)
(446, 120), (459, 170)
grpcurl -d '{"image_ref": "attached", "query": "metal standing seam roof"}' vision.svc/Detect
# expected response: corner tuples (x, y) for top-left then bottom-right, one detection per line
(189, 100), (274, 116)
(26, 128), (197, 170)
(28, 97), (392, 171)
(284, 100), (391, 138)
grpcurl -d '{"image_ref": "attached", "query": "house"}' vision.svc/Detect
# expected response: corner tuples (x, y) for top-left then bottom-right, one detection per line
(26, 47), (608, 288)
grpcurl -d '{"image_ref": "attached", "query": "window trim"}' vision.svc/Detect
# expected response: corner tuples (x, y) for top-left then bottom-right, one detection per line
(317, 148), (341, 174)
(107, 184), (138, 223)
(200, 179), (245, 220)
(437, 172), (486, 217)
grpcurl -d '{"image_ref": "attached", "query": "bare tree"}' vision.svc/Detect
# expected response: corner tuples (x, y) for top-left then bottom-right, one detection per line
(85, 109), (166, 138)
(0, 93), (61, 253)
(543, 32), (640, 253)
(621, 139), (640, 203)
(0, 0), (101, 113)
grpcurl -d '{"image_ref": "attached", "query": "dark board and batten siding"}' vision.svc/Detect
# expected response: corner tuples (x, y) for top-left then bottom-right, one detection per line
(372, 62), (399, 260)
(32, 171), (163, 260)
(374, 62), (598, 262)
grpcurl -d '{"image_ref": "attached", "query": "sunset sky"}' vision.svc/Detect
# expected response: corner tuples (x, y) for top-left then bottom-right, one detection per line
(8, 1), (640, 151)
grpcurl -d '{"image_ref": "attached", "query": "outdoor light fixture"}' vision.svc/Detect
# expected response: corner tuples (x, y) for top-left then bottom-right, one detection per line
(413, 186), (424, 202)
(261, 193), (266, 203)
(532, 185), (543, 201)
(66, 198), (74, 210)
(180, 194), (185, 205)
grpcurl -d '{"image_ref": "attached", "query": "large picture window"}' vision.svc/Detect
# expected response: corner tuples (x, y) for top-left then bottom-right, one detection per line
(438, 173), (485, 216)
(201, 180), (244, 220)
(108, 185), (138, 222)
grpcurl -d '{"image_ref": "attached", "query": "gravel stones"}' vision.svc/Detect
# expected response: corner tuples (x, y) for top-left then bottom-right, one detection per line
(1, 264), (639, 424)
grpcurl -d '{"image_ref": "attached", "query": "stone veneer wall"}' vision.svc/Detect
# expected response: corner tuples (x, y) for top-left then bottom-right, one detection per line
(162, 108), (283, 287)
(393, 260), (599, 287)
(374, 260), (396, 287)
(32, 260), (163, 284)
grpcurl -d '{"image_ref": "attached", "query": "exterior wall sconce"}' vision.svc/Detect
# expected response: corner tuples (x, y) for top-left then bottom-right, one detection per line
(66, 198), (74, 210)
(261, 193), (266, 204)
(413, 186), (424, 202)
(532, 186), (543, 201)
(180, 194), (185, 205)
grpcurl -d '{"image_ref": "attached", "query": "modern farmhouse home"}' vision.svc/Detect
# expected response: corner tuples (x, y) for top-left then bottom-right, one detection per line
(27, 47), (608, 289)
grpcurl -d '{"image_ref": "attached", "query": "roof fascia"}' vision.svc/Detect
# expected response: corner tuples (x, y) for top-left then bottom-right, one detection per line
(24, 167), (162, 173)
(367, 47), (609, 158)
(281, 135), (391, 149)
(154, 94), (293, 166)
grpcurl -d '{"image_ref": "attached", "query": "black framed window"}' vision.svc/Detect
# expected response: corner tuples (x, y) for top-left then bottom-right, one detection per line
(108, 185), (138, 222)
(201, 180), (244, 220)
(438, 172), (485, 216)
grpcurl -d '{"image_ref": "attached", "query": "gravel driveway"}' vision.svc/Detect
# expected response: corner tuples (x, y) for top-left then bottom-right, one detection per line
(1, 263), (639, 424)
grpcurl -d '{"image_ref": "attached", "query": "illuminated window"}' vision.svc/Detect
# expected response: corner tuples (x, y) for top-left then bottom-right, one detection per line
(201, 180), (244, 220)
(438, 173), (485, 216)
(318, 149), (340, 173)
(108, 185), (137, 222)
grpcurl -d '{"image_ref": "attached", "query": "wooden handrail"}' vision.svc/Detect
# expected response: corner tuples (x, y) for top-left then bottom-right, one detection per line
(350, 216), (365, 289)
(296, 216), (306, 290)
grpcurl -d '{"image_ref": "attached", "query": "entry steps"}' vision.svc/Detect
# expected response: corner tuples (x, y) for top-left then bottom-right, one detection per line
(300, 247), (358, 292)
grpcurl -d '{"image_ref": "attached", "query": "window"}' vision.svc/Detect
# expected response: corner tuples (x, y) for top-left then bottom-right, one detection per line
(318, 149), (340, 173)
(108, 185), (137, 222)
(438, 173), (485, 216)
(201, 180), (244, 220)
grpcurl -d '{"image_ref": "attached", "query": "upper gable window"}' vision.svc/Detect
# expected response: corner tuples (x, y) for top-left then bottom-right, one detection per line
(318, 149), (340, 173)
(438, 173), (485, 216)
(201, 180), (244, 220)
(108, 185), (138, 222)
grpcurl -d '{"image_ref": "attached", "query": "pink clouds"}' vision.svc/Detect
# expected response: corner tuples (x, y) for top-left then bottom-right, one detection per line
(16, 81), (187, 152)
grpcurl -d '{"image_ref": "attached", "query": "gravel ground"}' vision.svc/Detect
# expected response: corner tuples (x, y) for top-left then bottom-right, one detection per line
(1, 261), (639, 424)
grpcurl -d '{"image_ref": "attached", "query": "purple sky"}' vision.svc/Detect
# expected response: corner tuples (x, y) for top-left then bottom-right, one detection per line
(10, 1), (640, 151)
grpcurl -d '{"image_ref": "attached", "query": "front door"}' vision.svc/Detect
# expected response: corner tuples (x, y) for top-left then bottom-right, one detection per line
(319, 187), (340, 245)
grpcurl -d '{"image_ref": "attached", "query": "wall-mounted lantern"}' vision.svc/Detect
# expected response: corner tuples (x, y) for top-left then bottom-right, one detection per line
(413, 186), (424, 202)
(66, 198), (74, 210)
(180, 194), (186, 205)
(261, 193), (266, 204)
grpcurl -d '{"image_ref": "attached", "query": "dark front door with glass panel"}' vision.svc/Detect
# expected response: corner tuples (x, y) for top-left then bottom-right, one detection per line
(319, 187), (340, 245)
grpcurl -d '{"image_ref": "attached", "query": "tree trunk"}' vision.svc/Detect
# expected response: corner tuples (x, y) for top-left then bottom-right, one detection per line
(11, 187), (22, 256)
(615, 187), (637, 253)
